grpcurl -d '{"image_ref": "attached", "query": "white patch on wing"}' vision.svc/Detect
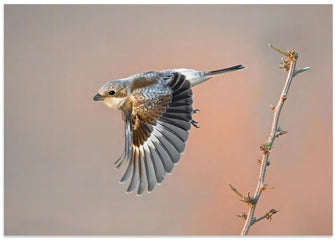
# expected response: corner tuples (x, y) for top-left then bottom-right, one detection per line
(149, 131), (161, 145)
(172, 69), (208, 86)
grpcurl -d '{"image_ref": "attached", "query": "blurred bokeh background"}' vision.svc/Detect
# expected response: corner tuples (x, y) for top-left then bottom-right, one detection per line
(4, 5), (332, 235)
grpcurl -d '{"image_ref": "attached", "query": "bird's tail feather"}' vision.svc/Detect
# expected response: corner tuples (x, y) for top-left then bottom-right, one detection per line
(206, 64), (247, 76)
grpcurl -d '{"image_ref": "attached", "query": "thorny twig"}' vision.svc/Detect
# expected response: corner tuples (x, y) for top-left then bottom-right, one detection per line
(229, 44), (310, 235)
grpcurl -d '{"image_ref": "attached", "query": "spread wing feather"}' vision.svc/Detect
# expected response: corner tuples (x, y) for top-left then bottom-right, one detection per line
(115, 73), (194, 194)
(142, 144), (157, 192)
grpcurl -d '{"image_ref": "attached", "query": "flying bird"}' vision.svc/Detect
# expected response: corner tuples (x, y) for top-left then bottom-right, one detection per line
(93, 65), (246, 195)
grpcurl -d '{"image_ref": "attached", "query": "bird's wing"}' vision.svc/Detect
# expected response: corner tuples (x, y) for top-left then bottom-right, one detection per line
(115, 73), (194, 195)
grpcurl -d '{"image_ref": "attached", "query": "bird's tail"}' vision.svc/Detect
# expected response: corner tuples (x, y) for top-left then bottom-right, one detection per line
(183, 64), (247, 87)
(206, 64), (247, 76)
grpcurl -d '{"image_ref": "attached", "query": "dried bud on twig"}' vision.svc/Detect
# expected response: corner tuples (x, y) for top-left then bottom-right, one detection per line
(269, 104), (275, 111)
(287, 50), (298, 61)
(260, 142), (271, 153)
(275, 127), (288, 138)
(261, 184), (276, 191)
(257, 158), (262, 165)
(266, 209), (279, 221)
(279, 130), (287, 135)
(280, 57), (291, 71)
(241, 192), (256, 206)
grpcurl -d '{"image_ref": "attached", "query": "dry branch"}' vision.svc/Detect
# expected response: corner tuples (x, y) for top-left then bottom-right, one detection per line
(229, 44), (310, 235)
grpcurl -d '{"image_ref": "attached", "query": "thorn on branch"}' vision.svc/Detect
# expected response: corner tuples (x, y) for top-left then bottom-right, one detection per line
(237, 212), (248, 220)
(268, 44), (287, 55)
(229, 184), (244, 199)
(294, 67), (311, 77)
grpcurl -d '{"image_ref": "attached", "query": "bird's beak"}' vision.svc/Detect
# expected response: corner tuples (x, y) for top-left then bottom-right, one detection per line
(93, 93), (104, 101)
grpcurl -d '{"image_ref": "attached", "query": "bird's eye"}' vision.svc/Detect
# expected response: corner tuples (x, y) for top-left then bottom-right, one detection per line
(109, 90), (116, 96)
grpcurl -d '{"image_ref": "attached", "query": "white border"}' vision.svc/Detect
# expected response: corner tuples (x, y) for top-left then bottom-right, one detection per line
(2, 0), (335, 4)
(1, 1), (334, 239)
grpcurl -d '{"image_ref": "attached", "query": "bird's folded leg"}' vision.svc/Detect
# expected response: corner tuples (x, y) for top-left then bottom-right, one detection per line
(191, 109), (200, 128)
(192, 109), (200, 114)
(191, 120), (200, 128)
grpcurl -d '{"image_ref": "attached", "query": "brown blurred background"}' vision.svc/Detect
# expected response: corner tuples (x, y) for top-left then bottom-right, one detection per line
(4, 5), (332, 235)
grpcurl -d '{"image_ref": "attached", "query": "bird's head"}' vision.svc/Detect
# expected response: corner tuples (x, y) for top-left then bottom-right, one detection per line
(93, 79), (129, 110)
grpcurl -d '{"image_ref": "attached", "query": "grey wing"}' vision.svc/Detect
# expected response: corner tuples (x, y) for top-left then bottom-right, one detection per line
(115, 73), (194, 195)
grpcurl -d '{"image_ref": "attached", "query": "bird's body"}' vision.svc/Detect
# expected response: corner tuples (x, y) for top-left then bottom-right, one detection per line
(94, 65), (246, 195)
